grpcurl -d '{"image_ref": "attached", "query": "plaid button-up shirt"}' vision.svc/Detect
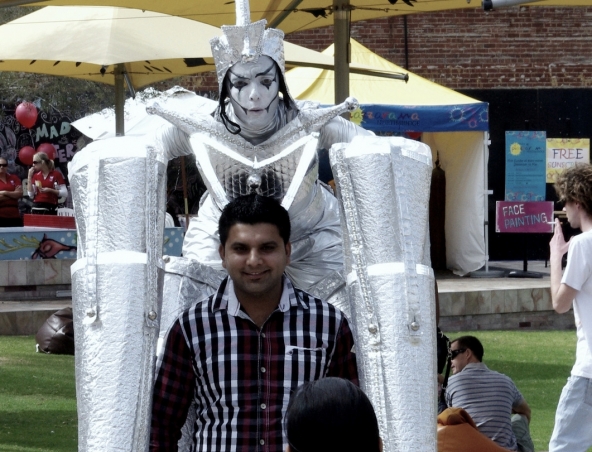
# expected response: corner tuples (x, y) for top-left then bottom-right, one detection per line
(150, 276), (358, 452)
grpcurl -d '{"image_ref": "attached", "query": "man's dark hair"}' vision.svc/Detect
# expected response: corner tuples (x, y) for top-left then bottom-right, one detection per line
(554, 163), (592, 217)
(218, 194), (291, 246)
(452, 335), (484, 362)
(285, 377), (381, 452)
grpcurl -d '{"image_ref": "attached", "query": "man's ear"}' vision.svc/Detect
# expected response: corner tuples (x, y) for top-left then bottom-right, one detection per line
(219, 243), (226, 268)
(285, 241), (292, 264)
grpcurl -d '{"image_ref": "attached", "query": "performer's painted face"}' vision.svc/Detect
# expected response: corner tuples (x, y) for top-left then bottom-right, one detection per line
(226, 56), (280, 129)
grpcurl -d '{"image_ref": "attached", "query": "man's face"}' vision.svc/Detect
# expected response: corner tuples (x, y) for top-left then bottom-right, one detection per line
(219, 222), (291, 303)
(563, 201), (581, 229)
(226, 56), (280, 129)
(450, 343), (470, 374)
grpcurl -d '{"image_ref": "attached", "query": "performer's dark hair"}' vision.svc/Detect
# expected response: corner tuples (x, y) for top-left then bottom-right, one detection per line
(285, 378), (381, 452)
(217, 58), (297, 135)
(554, 163), (592, 217)
(452, 335), (484, 362)
(218, 194), (291, 246)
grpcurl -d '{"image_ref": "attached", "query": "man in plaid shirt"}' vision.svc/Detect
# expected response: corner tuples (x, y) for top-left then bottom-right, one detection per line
(150, 194), (359, 452)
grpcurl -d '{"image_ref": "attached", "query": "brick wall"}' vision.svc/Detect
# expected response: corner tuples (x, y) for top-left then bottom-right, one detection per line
(286, 7), (592, 90)
(163, 7), (592, 93)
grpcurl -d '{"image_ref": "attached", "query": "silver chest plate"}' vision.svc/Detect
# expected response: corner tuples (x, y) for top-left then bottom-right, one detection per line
(190, 132), (319, 212)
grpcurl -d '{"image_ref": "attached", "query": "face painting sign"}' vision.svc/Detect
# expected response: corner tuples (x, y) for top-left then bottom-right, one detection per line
(495, 201), (554, 233)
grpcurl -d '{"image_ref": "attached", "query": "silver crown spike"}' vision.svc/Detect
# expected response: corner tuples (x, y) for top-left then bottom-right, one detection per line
(236, 0), (251, 26)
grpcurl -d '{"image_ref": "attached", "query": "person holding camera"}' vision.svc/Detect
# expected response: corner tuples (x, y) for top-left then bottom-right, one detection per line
(549, 164), (592, 452)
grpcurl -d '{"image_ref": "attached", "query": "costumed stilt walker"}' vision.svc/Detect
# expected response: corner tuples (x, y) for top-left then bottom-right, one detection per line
(68, 0), (436, 450)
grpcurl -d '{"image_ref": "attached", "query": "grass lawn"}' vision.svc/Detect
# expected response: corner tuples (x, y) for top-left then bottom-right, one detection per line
(450, 330), (591, 452)
(0, 331), (586, 451)
(0, 336), (76, 452)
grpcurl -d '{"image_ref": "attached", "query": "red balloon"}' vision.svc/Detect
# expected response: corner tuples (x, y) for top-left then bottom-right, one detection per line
(37, 143), (56, 160)
(15, 102), (38, 129)
(18, 146), (36, 166)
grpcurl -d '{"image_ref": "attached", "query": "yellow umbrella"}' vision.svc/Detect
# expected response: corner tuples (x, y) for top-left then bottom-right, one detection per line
(6, 0), (589, 107)
(0, 5), (387, 88)
(0, 5), (400, 134)
(9, 0), (590, 34)
(287, 39), (480, 106)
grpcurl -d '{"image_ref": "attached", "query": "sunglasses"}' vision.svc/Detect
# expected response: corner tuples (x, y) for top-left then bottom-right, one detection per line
(0, 163), (7, 168)
(450, 348), (466, 359)
(33, 161), (42, 164)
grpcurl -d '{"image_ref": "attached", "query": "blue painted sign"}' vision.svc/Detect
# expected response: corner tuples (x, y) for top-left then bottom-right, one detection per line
(505, 131), (547, 201)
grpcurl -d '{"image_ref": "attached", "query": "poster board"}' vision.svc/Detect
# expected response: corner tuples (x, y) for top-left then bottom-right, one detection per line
(546, 138), (590, 183)
(505, 131), (547, 201)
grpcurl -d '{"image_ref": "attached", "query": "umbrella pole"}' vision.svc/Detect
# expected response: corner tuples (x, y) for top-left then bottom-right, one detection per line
(115, 63), (125, 136)
(334, 0), (350, 112)
(181, 156), (189, 231)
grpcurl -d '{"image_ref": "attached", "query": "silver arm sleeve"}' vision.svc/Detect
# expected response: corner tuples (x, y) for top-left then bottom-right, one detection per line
(153, 123), (194, 161)
(317, 116), (374, 150)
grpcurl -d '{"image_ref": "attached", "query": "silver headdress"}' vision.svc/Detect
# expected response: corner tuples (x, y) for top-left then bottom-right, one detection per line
(210, 0), (286, 91)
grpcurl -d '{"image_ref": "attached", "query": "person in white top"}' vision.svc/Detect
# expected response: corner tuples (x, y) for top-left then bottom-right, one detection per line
(549, 163), (592, 452)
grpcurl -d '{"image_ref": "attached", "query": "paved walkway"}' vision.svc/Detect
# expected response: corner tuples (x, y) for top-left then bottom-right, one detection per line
(437, 260), (550, 293)
(0, 259), (555, 335)
(0, 260), (551, 312)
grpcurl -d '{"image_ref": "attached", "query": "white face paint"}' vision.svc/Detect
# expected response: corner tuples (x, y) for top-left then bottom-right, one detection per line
(226, 56), (280, 129)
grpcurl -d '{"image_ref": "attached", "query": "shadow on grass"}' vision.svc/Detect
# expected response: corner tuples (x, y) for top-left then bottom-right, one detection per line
(0, 410), (77, 452)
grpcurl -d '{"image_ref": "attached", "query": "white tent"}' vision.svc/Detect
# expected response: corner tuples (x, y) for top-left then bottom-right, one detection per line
(286, 40), (490, 275)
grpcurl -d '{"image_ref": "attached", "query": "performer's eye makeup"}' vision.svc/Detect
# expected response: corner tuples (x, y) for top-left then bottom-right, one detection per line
(231, 79), (248, 92)
(261, 77), (275, 89)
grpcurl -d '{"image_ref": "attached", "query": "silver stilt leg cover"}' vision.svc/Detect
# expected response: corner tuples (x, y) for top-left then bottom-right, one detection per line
(330, 136), (437, 452)
(68, 137), (166, 451)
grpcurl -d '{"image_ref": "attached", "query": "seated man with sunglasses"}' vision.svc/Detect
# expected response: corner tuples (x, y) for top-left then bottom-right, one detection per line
(445, 336), (534, 452)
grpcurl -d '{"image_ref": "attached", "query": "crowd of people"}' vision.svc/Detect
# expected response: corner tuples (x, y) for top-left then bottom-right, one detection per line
(0, 151), (68, 225)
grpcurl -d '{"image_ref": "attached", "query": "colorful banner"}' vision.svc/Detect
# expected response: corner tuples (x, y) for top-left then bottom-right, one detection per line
(0, 104), (86, 184)
(495, 201), (554, 233)
(505, 131), (547, 201)
(355, 103), (489, 133)
(0, 227), (184, 260)
(546, 138), (590, 183)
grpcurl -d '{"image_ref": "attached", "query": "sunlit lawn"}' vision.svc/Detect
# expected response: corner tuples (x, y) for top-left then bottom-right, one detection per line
(451, 330), (590, 452)
(0, 336), (76, 452)
(0, 330), (586, 451)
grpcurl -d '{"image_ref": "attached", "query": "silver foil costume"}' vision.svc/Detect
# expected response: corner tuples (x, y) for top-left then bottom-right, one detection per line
(68, 0), (437, 451)
(332, 136), (436, 451)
